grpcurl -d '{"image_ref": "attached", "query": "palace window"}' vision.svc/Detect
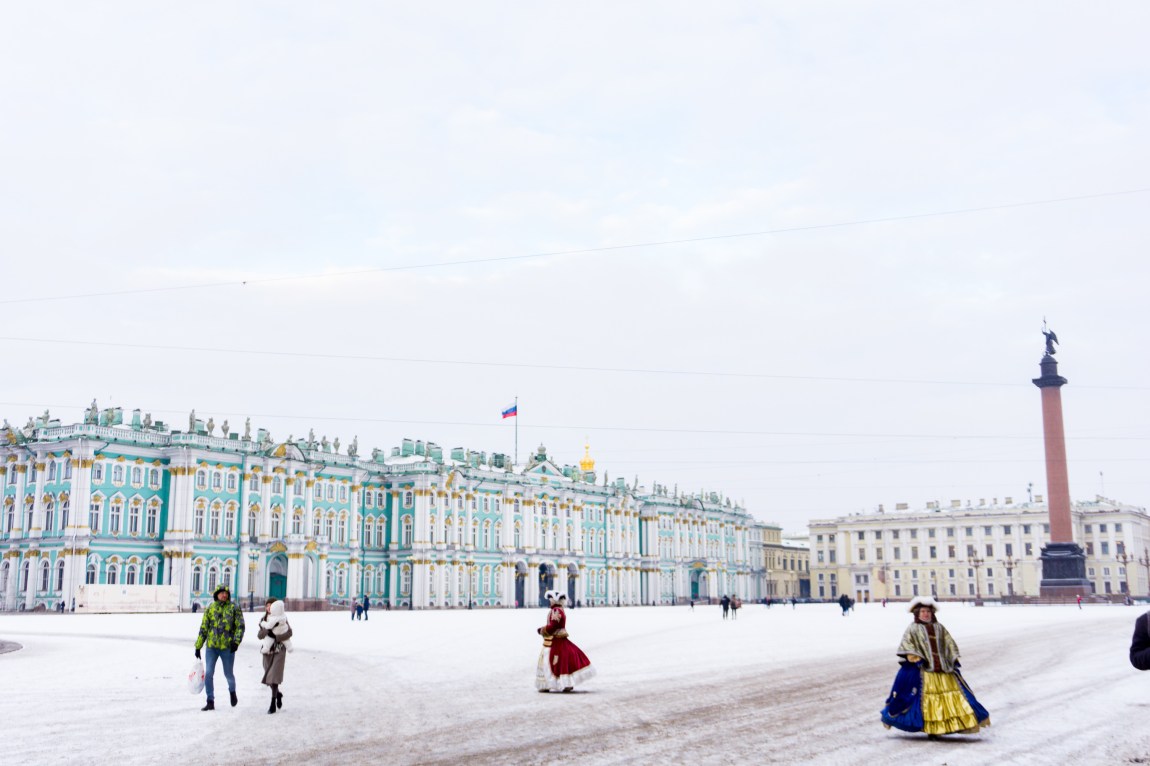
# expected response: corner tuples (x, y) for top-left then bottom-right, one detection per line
(224, 506), (235, 538)
(131, 466), (142, 486)
(112, 465), (124, 485)
(109, 500), (123, 535)
(129, 501), (141, 535)
(210, 504), (221, 537)
(147, 503), (159, 536)
(195, 470), (206, 490)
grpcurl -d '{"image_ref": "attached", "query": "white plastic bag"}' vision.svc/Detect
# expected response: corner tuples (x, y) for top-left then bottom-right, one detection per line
(188, 659), (205, 694)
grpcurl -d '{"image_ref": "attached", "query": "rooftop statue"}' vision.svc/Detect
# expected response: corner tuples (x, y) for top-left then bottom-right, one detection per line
(243, 417), (251, 440)
(189, 409), (196, 432)
(1043, 327), (1059, 356)
(206, 417), (215, 435)
(348, 436), (359, 458)
(333, 437), (341, 454)
(221, 420), (229, 437)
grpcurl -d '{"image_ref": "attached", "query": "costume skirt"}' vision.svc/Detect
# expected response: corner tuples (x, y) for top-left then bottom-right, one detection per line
(882, 664), (990, 735)
(535, 636), (596, 691)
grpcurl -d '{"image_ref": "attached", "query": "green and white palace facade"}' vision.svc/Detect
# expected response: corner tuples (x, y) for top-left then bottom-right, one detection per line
(0, 408), (768, 611)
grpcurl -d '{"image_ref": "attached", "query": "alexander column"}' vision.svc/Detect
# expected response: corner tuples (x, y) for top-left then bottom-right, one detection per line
(1032, 326), (1092, 598)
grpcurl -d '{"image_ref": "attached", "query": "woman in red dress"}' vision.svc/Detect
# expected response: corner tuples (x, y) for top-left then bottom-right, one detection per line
(536, 590), (596, 692)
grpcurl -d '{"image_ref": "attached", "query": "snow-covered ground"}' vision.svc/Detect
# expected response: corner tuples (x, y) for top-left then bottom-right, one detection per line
(3, 602), (1150, 765)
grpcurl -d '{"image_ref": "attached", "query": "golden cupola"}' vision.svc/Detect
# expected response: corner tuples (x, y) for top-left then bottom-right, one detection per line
(579, 442), (595, 472)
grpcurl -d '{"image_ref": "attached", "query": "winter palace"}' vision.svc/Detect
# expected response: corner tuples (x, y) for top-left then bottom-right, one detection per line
(0, 405), (772, 611)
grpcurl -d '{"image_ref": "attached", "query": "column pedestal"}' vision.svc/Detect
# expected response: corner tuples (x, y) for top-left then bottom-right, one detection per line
(1039, 541), (1093, 598)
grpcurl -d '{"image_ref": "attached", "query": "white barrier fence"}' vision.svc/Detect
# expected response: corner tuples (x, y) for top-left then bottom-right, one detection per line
(75, 585), (181, 613)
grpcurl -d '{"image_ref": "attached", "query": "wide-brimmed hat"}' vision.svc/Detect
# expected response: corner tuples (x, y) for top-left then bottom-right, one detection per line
(907, 596), (939, 613)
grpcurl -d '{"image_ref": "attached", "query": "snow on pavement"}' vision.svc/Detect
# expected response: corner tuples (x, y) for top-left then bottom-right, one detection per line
(2, 602), (1150, 765)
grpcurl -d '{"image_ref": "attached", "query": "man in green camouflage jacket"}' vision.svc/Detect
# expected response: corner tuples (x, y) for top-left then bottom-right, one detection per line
(194, 584), (246, 711)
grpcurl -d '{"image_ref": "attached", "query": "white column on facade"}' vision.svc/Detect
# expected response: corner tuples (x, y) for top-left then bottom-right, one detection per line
(11, 461), (28, 539)
(304, 473), (316, 540)
(349, 477), (363, 598)
(501, 494), (513, 550)
(464, 491), (474, 551)
(259, 468), (272, 538)
(28, 454), (47, 543)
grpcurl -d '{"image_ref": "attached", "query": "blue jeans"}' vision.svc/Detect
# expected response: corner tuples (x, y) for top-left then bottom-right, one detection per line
(203, 647), (236, 701)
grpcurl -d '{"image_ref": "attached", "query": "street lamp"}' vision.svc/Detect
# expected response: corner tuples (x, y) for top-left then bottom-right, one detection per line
(1117, 551), (1132, 599)
(1138, 548), (1150, 599)
(999, 557), (1020, 600)
(967, 555), (985, 604)
(467, 559), (474, 610)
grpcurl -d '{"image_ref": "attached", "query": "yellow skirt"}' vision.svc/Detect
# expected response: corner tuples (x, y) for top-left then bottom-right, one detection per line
(921, 671), (984, 735)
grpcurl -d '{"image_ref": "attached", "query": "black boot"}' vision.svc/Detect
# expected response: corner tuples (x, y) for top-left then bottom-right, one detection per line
(268, 694), (277, 714)
(201, 700), (215, 711)
(276, 691), (283, 709)
(230, 691), (238, 707)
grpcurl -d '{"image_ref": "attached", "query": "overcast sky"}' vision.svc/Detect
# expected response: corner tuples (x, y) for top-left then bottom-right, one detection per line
(1, 3), (1147, 533)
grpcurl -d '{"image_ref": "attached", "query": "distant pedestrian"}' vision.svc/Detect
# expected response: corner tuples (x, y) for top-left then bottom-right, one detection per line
(258, 598), (293, 715)
(720, 595), (730, 619)
(193, 584), (245, 711)
(838, 593), (851, 617)
(350, 598), (358, 620)
(363, 595), (371, 620)
(689, 599), (695, 611)
(355, 601), (364, 620)
(766, 597), (772, 609)
(1077, 594), (1083, 610)
(791, 597), (797, 610)
(731, 596), (741, 619)
(882, 598), (888, 608)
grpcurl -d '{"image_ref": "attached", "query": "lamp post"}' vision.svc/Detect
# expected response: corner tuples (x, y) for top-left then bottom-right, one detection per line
(1138, 548), (1150, 599)
(1117, 551), (1132, 599)
(968, 555), (985, 604)
(467, 559), (474, 610)
(999, 557), (1020, 600)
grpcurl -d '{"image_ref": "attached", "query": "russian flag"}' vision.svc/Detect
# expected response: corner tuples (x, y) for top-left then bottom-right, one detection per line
(501, 402), (518, 419)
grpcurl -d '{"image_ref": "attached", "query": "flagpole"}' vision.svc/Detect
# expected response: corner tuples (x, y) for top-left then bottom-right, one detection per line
(514, 395), (518, 468)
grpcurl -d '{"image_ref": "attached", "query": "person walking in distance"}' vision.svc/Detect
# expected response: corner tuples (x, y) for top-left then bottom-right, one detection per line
(838, 592), (851, 616)
(720, 595), (730, 619)
(193, 584), (246, 711)
(258, 598), (293, 714)
(362, 595), (370, 621)
(730, 595), (741, 620)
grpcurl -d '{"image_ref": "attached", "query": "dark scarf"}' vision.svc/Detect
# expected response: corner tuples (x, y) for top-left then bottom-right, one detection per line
(915, 614), (943, 670)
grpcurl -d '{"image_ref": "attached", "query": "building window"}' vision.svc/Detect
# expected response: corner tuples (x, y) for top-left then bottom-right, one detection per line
(1100, 524), (1108, 533)
(985, 544), (993, 557)
(1101, 542), (1110, 556)
(195, 470), (206, 490)
(1025, 542), (1033, 556)
(109, 500), (123, 535)
(147, 503), (158, 536)
(129, 501), (141, 535)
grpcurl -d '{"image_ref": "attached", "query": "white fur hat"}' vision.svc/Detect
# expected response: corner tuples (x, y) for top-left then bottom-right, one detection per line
(908, 596), (940, 613)
(544, 590), (567, 604)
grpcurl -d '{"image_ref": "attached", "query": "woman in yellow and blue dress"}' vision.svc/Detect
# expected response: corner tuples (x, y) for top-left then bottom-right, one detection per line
(881, 596), (990, 737)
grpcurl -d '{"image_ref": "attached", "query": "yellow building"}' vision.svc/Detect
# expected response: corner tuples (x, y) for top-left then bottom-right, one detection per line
(808, 496), (1149, 603)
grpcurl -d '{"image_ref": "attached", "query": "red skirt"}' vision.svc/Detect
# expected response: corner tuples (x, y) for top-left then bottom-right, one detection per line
(535, 636), (596, 691)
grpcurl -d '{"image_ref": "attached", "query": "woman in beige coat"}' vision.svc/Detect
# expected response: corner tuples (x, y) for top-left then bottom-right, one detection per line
(258, 599), (293, 714)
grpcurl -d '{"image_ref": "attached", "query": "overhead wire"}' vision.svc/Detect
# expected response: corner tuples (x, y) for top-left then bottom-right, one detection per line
(1, 186), (1148, 306)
